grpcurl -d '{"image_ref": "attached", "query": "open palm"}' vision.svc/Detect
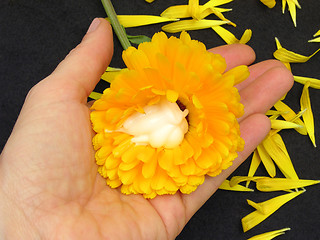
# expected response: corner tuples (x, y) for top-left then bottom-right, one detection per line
(0, 19), (293, 240)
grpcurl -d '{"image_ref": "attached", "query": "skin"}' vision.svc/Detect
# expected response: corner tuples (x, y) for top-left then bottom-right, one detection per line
(0, 18), (293, 240)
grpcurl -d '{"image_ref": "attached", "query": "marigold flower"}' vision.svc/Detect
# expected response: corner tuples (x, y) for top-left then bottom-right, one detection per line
(90, 31), (247, 198)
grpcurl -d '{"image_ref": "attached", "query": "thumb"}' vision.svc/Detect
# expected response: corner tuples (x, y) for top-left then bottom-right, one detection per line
(41, 18), (114, 102)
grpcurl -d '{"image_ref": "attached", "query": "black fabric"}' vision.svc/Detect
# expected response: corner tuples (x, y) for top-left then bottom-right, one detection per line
(1, 0), (320, 239)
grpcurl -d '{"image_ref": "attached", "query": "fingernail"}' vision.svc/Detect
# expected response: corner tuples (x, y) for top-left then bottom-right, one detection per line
(87, 18), (101, 33)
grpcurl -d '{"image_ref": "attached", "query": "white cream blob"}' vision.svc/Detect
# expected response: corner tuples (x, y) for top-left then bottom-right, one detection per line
(119, 98), (189, 148)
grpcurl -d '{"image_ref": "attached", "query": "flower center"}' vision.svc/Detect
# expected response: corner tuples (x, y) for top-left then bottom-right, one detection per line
(120, 98), (189, 148)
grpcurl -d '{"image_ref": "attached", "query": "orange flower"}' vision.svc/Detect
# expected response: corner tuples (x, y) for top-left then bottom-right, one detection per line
(90, 31), (248, 198)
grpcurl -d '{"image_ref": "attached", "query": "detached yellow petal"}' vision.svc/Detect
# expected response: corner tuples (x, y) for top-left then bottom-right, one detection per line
(89, 92), (102, 100)
(223, 65), (250, 85)
(273, 100), (307, 135)
(309, 30), (320, 42)
(113, 15), (178, 28)
(274, 47), (320, 63)
(242, 191), (304, 232)
(162, 19), (229, 33)
(308, 36), (320, 43)
(101, 67), (123, 83)
(300, 82), (316, 147)
(256, 178), (320, 192)
(212, 26), (252, 45)
(270, 119), (303, 130)
(219, 180), (254, 192)
(246, 150), (262, 187)
(294, 75), (320, 89)
(161, 5), (191, 19)
(260, 0), (276, 8)
(247, 228), (290, 240)
(274, 38), (291, 71)
(230, 176), (265, 187)
(257, 144), (276, 178)
(262, 133), (299, 179)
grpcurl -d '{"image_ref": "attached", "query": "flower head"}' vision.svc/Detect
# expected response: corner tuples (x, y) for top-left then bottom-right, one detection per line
(90, 31), (247, 198)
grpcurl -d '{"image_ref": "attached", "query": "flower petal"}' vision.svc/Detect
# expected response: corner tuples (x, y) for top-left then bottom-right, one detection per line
(113, 15), (178, 28)
(260, 0), (276, 8)
(262, 133), (299, 179)
(246, 150), (262, 187)
(274, 46), (320, 63)
(294, 75), (320, 89)
(242, 191), (304, 232)
(219, 180), (254, 192)
(300, 81), (316, 147)
(247, 228), (290, 240)
(256, 178), (320, 192)
(162, 19), (229, 33)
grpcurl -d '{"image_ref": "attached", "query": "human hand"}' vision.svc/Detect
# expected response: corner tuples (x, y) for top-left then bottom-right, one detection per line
(0, 18), (293, 240)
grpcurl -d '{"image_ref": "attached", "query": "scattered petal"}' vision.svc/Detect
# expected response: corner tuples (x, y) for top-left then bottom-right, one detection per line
(111, 15), (178, 28)
(162, 19), (229, 33)
(262, 133), (299, 179)
(212, 26), (252, 45)
(242, 191), (304, 232)
(273, 100), (307, 135)
(273, 46), (320, 63)
(300, 82), (316, 147)
(247, 228), (290, 240)
(256, 178), (320, 192)
(260, 0), (276, 8)
(219, 180), (254, 192)
(294, 75), (320, 89)
(270, 119), (303, 130)
(89, 92), (103, 100)
(246, 150), (261, 187)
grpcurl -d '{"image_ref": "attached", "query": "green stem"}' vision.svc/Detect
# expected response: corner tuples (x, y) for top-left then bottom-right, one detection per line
(101, 0), (131, 50)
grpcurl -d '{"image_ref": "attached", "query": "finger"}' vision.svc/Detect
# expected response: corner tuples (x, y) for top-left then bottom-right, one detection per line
(182, 113), (271, 221)
(208, 44), (256, 71)
(43, 18), (113, 101)
(236, 59), (287, 91)
(239, 65), (293, 122)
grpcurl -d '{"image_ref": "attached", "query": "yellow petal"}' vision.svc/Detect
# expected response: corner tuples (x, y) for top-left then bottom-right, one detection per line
(219, 180), (254, 192)
(256, 177), (320, 192)
(270, 119), (303, 130)
(145, 0), (155, 2)
(308, 36), (320, 43)
(262, 133), (299, 179)
(239, 29), (252, 44)
(229, 176), (265, 187)
(273, 100), (307, 135)
(286, 0), (297, 27)
(274, 38), (291, 71)
(101, 68), (123, 83)
(294, 75), (320, 89)
(257, 143), (276, 178)
(260, 0), (276, 8)
(300, 81), (316, 147)
(212, 26), (251, 45)
(247, 228), (290, 240)
(161, 5), (190, 19)
(242, 191), (304, 232)
(112, 15), (178, 28)
(223, 65), (250, 85)
(89, 92), (102, 100)
(162, 19), (229, 33)
(188, 0), (201, 20)
(274, 47), (320, 63)
(246, 150), (261, 187)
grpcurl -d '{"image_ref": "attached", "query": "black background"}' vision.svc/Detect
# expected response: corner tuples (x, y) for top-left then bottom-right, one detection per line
(1, 0), (320, 239)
